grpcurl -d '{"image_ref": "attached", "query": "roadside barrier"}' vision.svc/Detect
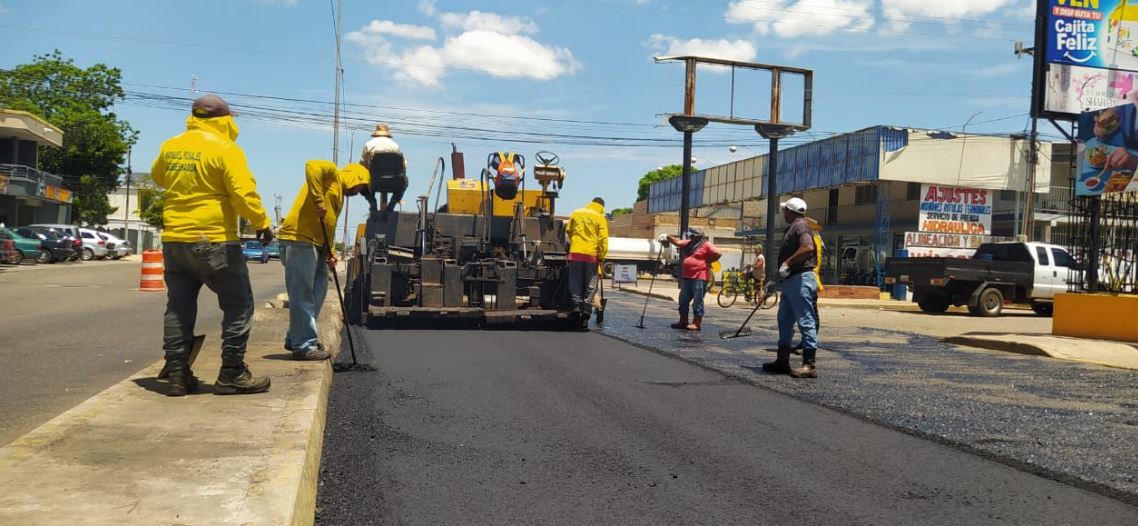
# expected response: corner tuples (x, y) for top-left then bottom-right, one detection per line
(140, 249), (165, 291)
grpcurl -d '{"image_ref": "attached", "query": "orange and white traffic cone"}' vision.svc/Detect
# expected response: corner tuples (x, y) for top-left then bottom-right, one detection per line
(139, 249), (165, 292)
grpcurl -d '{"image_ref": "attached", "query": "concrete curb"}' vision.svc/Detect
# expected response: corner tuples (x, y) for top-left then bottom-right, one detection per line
(0, 279), (344, 525)
(943, 334), (1138, 371)
(291, 287), (343, 526)
(942, 336), (1050, 357)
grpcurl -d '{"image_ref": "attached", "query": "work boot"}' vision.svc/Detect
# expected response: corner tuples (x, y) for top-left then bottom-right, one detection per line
(163, 360), (200, 397)
(761, 347), (793, 375)
(790, 349), (818, 379)
(670, 314), (689, 330)
(292, 347), (331, 361)
(214, 363), (271, 395)
(686, 315), (703, 331)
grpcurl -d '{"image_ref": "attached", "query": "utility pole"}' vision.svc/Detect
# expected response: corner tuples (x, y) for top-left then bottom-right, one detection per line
(273, 194), (283, 228)
(1015, 40), (1038, 241)
(123, 146), (131, 244)
(332, 0), (346, 258)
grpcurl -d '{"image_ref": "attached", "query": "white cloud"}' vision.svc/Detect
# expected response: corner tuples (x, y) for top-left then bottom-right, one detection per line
(417, 0), (437, 17)
(973, 63), (1021, 78)
(439, 10), (537, 34)
(0, 3), (9, 15)
(883, 0), (1014, 32)
(727, 0), (873, 38)
(646, 34), (758, 62)
(442, 31), (580, 80)
(349, 12), (580, 89)
(349, 20), (436, 41)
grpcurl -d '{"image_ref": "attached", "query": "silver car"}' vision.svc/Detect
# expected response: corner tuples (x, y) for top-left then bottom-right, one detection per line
(77, 228), (112, 260)
(96, 232), (132, 259)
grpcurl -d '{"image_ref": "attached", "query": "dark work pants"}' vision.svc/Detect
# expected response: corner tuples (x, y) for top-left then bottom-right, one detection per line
(568, 260), (598, 315)
(162, 242), (254, 369)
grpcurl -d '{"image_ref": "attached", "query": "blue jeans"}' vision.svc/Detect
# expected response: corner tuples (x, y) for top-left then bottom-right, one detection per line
(281, 240), (328, 353)
(678, 278), (706, 317)
(778, 271), (819, 350)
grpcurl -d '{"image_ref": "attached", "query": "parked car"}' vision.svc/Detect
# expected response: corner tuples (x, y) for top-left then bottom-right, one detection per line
(0, 227), (44, 265)
(15, 227), (76, 263)
(265, 240), (280, 260)
(28, 224), (83, 261)
(242, 240), (269, 263)
(77, 228), (112, 260)
(96, 232), (132, 259)
(885, 242), (1077, 317)
(0, 237), (13, 265)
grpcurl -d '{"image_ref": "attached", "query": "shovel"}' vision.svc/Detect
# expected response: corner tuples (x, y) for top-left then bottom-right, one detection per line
(318, 216), (375, 372)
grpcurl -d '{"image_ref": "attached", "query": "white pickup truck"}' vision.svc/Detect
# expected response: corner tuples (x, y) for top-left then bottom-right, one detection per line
(885, 242), (1078, 317)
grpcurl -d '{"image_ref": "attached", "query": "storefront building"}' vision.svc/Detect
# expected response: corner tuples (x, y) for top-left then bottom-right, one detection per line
(0, 110), (71, 227)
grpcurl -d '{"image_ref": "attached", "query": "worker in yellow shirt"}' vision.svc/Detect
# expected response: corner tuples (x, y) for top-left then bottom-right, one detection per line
(278, 160), (371, 360)
(151, 94), (274, 396)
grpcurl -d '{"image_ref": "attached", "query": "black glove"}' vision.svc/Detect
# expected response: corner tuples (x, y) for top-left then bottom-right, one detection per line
(256, 228), (274, 245)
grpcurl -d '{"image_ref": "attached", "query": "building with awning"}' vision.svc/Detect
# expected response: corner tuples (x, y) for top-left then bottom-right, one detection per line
(646, 126), (1069, 287)
(0, 109), (71, 226)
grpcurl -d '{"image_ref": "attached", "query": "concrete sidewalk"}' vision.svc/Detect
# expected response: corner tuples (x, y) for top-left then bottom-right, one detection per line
(945, 333), (1138, 371)
(611, 278), (918, 311)
(0, 285), (344, 525)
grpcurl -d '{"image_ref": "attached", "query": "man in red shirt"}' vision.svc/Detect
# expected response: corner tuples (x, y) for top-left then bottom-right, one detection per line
(663, 228), (721, 331)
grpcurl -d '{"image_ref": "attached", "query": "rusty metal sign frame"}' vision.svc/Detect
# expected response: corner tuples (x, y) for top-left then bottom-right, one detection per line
(654, 55), (813, 131)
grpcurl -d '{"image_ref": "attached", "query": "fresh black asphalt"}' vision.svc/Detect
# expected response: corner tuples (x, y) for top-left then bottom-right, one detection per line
(317, 326), (1138, 525)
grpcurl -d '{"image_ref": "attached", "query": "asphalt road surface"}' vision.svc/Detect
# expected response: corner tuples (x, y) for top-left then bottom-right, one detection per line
(0, 258), (285, 446)
(317, 328), (1138, 525)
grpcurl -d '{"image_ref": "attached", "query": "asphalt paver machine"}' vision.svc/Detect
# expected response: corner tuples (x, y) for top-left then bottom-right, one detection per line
(344, 147), (588, 329)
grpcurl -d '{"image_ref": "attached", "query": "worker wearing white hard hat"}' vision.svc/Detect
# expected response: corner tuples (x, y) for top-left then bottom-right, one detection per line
(762, 196), (819, 379)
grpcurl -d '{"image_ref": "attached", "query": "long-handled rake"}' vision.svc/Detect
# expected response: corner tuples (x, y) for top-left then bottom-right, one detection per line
(318, 216), (374, 372)
(635, 254), (664, 329)
(719, 280), (780, 339)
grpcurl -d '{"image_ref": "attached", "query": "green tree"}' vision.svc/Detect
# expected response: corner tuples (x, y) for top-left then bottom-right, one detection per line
(137, 174), (165, 230)
(0, 50), (137, 226)
(610, 207), (634, 217)
(636, 164), (682, 202)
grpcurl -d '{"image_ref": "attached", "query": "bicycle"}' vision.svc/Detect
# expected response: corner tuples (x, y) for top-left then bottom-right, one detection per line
(717, 266), (778, 309)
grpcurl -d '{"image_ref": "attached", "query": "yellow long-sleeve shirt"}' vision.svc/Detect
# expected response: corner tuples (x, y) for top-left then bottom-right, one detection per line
(278, 160), (370, 246)
(151, 115), (270, 242)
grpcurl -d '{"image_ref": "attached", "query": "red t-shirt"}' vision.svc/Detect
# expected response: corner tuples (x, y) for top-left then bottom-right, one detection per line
(679, 241), (719, 280)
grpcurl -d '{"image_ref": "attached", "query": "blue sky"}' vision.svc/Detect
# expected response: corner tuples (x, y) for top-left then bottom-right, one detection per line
(1, 0), (1039, 237)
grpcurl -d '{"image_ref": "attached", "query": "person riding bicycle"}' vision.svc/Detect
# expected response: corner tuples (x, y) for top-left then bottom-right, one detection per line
(750, 243), (766, 300)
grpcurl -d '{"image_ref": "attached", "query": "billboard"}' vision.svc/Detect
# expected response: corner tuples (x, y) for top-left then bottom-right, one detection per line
(1076, 102), (1138, 195)
(917, 185), (993, 235)
(903, 232), (1009, 259)
(1036, 0), (1138, 120)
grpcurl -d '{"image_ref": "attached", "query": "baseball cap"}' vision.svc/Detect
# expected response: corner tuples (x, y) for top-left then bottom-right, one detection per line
(191, 94), (235, 118)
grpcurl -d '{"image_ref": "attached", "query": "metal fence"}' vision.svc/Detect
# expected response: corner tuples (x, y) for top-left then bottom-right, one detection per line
(1067, 190), (1138, 294)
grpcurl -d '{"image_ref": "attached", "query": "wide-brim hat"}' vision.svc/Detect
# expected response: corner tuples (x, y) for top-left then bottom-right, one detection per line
(371, 123), (392, 138)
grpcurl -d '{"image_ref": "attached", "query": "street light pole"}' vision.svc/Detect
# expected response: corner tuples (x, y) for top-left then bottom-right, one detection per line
(757, 126), (795, 283)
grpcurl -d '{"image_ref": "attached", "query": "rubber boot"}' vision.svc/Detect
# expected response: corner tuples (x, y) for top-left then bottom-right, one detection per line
(165, 361), (189, 397)
(761, 346), (793, 375)
(790, 348), (818, 379)
(686, 315), (703, 331)
(670, 314), (689, 330)
(214, 362), (271, 395)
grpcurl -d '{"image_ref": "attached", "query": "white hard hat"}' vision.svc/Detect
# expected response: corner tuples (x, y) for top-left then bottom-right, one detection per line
(781, 197), (808, 214)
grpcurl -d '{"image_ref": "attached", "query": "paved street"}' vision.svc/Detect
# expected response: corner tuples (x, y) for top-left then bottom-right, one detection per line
(316, 326), (1138, 525)
(0, 258), (286, 446)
